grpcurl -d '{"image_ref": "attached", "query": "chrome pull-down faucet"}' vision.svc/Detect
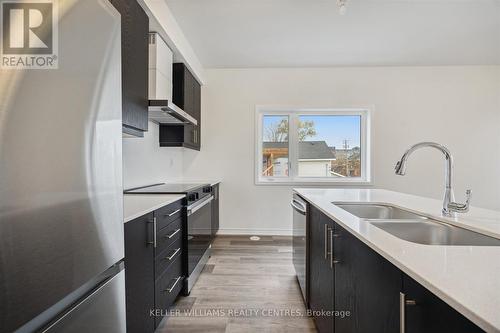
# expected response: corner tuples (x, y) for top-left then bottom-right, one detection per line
(394, 142), (471, 217)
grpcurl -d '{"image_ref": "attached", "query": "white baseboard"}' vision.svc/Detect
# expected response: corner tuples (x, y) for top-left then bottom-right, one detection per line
(217, 228), (292, 236)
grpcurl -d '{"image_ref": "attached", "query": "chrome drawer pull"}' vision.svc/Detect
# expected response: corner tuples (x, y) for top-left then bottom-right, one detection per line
(166, 208), (181, 217)
(165, 228), (180, 239)
(165, 248), (180, 261)
(165, 276), (182, 293)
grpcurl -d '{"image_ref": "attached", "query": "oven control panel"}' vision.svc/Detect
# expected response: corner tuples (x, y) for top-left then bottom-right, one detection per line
(186, 185), (211, 205)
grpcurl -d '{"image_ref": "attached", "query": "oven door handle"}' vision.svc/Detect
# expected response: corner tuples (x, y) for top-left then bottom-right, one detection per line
(187, 195), (214, 216)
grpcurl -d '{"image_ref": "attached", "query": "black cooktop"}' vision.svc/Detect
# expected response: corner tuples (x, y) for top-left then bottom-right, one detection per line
(125, 183), (209, 194)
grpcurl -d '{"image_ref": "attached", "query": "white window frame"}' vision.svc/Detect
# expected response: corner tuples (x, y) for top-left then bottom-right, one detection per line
(255, 106), (372, 185)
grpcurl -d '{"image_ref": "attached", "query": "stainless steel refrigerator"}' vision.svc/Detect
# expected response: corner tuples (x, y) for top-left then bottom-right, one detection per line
(0, 1), (125, 332)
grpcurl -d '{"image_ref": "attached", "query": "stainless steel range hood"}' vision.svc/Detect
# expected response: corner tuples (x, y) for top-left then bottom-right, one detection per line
(148, 100), (197, 126)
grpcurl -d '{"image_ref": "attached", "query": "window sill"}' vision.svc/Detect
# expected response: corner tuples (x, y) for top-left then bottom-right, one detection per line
(255, 178), (373, 186)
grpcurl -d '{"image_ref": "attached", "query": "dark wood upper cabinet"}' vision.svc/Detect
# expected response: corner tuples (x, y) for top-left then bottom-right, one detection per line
(110, 0), (149, 137)
(159, 63), (201, 150)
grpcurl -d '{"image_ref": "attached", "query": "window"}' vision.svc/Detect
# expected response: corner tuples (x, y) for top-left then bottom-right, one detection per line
(256, 108), (371, 184)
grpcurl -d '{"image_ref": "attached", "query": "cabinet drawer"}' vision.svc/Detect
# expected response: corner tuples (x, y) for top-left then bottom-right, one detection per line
(156, 200), (183, 230)
(156, 218), (182, 255)
(155, 237), (182, 278)
(155, 255), (183, 323)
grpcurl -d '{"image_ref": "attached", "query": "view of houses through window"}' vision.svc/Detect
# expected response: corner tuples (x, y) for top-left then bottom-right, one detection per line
(262, 114), (362, 179)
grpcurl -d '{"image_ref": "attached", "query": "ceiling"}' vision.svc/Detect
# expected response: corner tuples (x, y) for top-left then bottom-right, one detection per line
(165, 0), (500, 68)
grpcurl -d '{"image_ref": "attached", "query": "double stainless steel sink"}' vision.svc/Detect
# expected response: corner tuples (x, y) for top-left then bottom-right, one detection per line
(333, 203), (500, 246)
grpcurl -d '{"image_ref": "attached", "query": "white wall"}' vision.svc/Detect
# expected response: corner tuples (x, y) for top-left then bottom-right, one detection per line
(123, 121), (184, 189)
(182, 66), (500, 235)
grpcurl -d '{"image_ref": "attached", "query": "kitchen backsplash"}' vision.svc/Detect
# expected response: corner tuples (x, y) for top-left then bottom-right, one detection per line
(123, 121), (184, 189)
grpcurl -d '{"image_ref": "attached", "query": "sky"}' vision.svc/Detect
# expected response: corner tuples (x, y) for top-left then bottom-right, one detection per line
(263, 115), (361, 148)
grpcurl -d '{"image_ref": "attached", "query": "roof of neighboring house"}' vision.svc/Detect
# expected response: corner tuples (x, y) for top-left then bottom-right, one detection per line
(263, 141), (336, 160)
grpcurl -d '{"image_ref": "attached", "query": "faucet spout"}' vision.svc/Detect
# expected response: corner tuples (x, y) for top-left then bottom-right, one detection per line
(394, 142), (461, 217)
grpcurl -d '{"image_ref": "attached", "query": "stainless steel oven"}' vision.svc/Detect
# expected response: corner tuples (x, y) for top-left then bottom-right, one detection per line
(185, 194), (214, 293)
(291, 193), (308, 303)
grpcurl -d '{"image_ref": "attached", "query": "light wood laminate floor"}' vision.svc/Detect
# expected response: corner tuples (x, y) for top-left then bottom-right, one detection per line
(158, 235), (317, 333)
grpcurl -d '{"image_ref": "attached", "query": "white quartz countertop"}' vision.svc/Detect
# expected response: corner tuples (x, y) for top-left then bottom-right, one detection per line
(124, 194), (185, 223)
(294, 188), (500, 333)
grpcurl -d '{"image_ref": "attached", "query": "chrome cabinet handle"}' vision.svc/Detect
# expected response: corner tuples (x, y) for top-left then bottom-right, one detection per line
(400, 292), (405, 333)
(399, 292), (416, 333)
(153, 217), (157, 247)
(166, 208), (181, 217)
(329, 228), (334, 268)
(147, 217), (157, 248)
(331, 231), (340, 266)
(165, 276), (182, 293)
(165, 228), (180, 239)
(165, 248), (180, 261)
(324, 224), (329, 259)
(329, 229), (341, 267)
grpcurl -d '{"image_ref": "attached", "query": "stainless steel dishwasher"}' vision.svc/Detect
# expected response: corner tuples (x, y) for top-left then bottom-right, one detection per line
(291, 193), (308, 303)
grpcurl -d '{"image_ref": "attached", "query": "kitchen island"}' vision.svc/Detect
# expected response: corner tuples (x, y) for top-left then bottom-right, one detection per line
(294, 188), (500, 332)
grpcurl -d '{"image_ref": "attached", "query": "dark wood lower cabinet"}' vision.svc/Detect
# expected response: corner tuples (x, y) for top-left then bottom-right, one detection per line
(308, 207), (334, 333)
(402, 275), (483, 333)
(333, 222), (400, 333)
(124, 212), (155, 333)
(124, 199), (184, 333)
(307, 205), (485, 333)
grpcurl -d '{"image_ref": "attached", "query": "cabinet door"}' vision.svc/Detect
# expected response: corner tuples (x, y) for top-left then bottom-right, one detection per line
(309, 206), (334, 333)
(110, 0), (149, 134)
(193, 78), (201, 149)
(182, 73), (200, 149)
(124, 213), (155, 333)
(402, 275), (483, 333)
(164, 63), (201, 150)
(183, 124), (198, 149)
(183, 68), (195, 116)
(334, 222), (400, 333)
